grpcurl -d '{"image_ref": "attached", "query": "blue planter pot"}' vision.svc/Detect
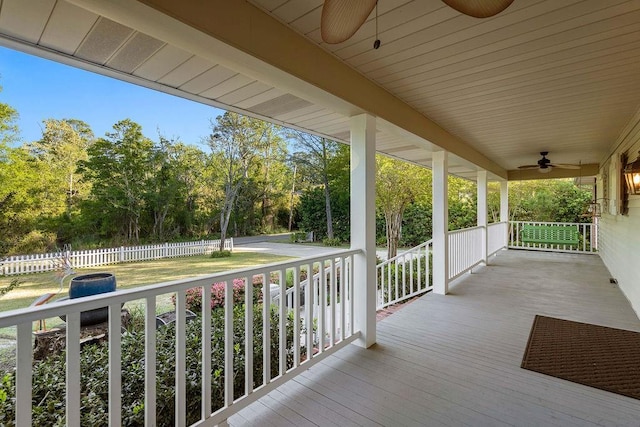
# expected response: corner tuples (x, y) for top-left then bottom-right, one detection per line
(69, 273), (116, 299)
(61, 273), (117, 326)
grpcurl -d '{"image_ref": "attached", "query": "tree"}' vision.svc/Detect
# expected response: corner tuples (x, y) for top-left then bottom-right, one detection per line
(502, 179), (592, 223)
(376, 156), (424, 258)
(29, 119), (94, 213)
(80, 119), (153, 242)
(205, 112), (274, 247)
(143, 136), (204, 240)
(0, 98), (24, 254)
(290, 132), (340, 239)
(254, 130), (288, 232)
(171, 144), (209, 237)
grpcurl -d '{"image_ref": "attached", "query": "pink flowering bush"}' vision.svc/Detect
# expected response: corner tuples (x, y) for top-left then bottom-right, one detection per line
(174, 278), (264, 312)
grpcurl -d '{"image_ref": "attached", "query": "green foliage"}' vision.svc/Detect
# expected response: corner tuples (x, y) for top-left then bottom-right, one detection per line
(0, 306), (301, 426)
(6, 230), (57, 255)
(210, 250), (232, 258)
(322, 237), (342, 247)
(377, 157), (425, 258)
(205, 112), (286, 243)
(297, 144), (350, 242)
(399, 202), (433, 247)
(79, 119), (154, 242)
(290, 231), (308, 243)
(497, 179), (592, 223)
(0, 279), (22, 298)
(0, 85), (595, 256)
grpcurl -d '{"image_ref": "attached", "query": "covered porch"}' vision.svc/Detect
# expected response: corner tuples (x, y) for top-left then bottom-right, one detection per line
(1, 1), (640, 425)
(233, 249), (640, 426)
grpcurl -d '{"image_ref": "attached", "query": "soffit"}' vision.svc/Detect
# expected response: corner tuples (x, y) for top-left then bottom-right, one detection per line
(250, 0), (640, 174)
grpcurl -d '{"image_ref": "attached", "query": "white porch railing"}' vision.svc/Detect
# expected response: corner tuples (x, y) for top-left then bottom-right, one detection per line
(0, 239), (234, 276)
(509, 221), (598, 253)
(0, 249), (359, 426)
(488, 221), (509, 257)
(376, 240), (433, 310)
(448, 226), (484, 281)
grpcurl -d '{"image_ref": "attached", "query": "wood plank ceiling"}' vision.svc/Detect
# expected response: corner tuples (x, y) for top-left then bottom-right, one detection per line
(1, 0), (640, 179)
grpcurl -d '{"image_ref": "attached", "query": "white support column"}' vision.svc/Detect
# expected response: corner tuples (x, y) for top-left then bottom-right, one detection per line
(477, 170), (488, 265)
(432, 151), (449, 295)
(500, 180), (509, 246)
(350, 113), (376, 348)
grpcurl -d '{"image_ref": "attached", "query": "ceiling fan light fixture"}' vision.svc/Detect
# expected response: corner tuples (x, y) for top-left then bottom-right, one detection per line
(539, 166), (552, 174)
(441, 0), (515, 18)
(321, 0), (377, 44)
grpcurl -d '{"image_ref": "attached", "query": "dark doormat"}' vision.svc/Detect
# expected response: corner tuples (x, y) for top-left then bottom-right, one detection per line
(521, 315), (640, 400)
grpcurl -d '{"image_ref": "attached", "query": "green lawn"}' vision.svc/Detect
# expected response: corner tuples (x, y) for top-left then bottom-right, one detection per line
(0, 252), (293, 339)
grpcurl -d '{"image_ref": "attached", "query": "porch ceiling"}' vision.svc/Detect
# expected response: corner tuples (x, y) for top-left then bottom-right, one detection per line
(2, 1), (639, 180)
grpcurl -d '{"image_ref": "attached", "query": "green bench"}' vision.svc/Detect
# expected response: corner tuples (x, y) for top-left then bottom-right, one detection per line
(520, 224), (579, 246)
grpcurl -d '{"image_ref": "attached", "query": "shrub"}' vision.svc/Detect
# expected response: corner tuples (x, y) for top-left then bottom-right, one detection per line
(210, 250), (231, 258)
(7, 230), (57, 255)
(173, 279), (262, 312)
(0, 305), (302, 426)
(290, 231), (308, 243)
(322, 237), (342, 247)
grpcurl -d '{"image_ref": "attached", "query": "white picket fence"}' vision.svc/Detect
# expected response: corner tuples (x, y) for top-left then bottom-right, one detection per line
(0, 239), (234, 276)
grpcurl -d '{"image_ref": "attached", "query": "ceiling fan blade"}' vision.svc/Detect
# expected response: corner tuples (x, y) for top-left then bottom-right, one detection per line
(518, 165), (540, 170)
(550, 164), (581, 170)
(321, 0), (376, 44)
(441, 0), (515, 18)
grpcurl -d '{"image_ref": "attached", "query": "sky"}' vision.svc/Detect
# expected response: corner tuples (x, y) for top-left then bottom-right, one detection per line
(0, 46), (226, 147)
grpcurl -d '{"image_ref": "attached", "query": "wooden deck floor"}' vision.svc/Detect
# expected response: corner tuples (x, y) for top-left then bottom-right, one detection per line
(230, 250), (640, 426)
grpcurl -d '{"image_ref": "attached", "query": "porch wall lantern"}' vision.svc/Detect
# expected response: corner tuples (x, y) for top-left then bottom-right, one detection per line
(624, 151), (640, 195)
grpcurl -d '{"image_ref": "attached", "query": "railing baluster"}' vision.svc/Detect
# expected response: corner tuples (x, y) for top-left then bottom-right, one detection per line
(109, 304), (122, 427)
(349, 255), (355, 336)
(67, 312), (81, 426)
(262, 272), (271, 383)
(145, 296), (157, 426)
(279, 268), (286, 375)
(244, 275), (253, 396)
(293, 267), (300, 367)
(394, 257), (399, 302)
(417, 251), (422, 291)
(340, 257), (346, 342)
(319, 261), (326, 352)
(202, 285), (212, 420)
(175, 290), (187, 426)
(410, 251), (414, 293)
(329, 258), (337, 346)
(224, 281), (233, 408)
(305, 263), (313, 361)
(16, 322), (32, 427)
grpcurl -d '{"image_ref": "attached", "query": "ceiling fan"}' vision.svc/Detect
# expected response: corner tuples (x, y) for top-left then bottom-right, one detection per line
(518, 152), (581, 174)
(320, 0), (515, 44)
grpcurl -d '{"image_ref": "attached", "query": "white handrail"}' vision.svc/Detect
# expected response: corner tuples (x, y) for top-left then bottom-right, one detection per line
(0, 249), (361, 426)
(488, 221), (508, 257)
(376, 240), (433, 310)
(448, 226), (483, 280)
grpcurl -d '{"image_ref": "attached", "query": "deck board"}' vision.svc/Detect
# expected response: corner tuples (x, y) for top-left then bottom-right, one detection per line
(230, 250), (640, 426)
